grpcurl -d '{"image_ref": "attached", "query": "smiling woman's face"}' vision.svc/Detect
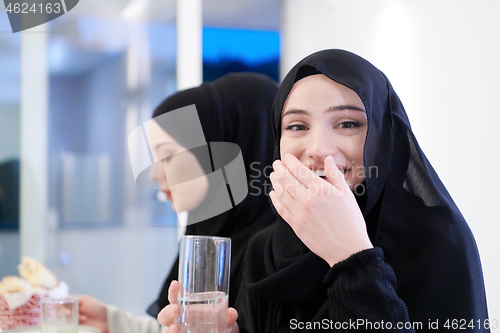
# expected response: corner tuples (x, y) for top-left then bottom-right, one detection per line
(280, 74), (368, 190)
(148, 120), (208, 212)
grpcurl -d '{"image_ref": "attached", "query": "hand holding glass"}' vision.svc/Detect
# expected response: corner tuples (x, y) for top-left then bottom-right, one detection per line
(177, 236), (231, 333)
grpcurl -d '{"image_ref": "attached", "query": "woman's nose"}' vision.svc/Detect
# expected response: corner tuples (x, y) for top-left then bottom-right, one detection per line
(148, 160), (168, 189)
(307, 128), (338, 161)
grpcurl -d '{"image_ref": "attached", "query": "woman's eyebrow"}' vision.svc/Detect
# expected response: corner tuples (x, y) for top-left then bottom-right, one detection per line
(154, 142), (175, 150)
(326, 105), (366, 112)
(282, 105), (366, 119)
(281, 109), (310, 119)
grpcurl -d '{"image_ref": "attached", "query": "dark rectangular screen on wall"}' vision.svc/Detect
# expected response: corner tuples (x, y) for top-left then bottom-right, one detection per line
(203, 27), (280, 82)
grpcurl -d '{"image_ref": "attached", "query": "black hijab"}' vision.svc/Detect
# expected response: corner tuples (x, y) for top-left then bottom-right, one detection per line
(238, 50), (489, 332)
(146, 73), (279, 316)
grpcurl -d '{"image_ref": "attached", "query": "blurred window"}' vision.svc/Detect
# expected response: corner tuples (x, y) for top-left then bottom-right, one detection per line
(0, 9), (21, 277)
(203, 27), (280, 81)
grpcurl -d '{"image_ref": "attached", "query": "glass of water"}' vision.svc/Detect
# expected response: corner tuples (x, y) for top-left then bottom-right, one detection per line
(177, 235), (231, 333)
(40, 297), (78, 333)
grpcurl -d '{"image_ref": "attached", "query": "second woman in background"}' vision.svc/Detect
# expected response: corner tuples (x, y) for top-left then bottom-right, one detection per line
(146, 72), (279, 315)
(77, 72), (279, 333)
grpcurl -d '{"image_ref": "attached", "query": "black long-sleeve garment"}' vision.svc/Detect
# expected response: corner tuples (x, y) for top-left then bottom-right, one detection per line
(237, 230), (415, 333)
(239, 247), (415, 333)
(324, 248), (414, 333)
(237, 228), (488, 333)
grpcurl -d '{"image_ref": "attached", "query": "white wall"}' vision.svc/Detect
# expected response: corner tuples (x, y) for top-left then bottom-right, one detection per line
(282, 0), (500, 322)
(19, 27), (49, 264)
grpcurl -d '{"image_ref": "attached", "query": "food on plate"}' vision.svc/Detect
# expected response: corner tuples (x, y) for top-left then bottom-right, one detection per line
(0, 276), (32, 295)
(18, 256), (59, 289)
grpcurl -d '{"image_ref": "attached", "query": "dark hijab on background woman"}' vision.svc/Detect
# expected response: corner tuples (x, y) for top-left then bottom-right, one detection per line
(236, 50), (489, 332)
(147, 72), (279, 317)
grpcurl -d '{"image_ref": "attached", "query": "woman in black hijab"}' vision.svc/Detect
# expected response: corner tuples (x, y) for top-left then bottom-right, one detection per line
(77, 73), (278, 333)
(233, 49), (490, 332)
(146, 72), (279, 315)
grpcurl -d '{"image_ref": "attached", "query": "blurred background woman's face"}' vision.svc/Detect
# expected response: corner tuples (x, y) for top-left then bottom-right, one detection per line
(148, 120), (208, 212)
(280, 74), (368, 190)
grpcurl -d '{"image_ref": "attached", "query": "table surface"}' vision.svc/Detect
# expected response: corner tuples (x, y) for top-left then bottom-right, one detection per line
(1, 326), (101, 333)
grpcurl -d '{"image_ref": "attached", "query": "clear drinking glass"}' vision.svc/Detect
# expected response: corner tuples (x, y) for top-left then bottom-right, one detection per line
(177, 236), (231, 333)
(40, 297), (78, 333)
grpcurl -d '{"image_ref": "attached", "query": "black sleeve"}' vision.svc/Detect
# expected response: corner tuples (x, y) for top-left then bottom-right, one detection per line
(324, 247), (415, 332)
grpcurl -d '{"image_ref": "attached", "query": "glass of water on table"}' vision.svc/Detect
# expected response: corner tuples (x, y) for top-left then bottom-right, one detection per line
(177, 236), (231, 333)
(40, 297), (78, 333)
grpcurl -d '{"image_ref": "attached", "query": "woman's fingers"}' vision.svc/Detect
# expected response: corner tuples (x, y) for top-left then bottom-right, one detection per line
(157, 304), (179, 328)
(158, 281), (179, 328)
(270, 161), (300, 219)
(272, 159), (306, 198)
(160, 284), (238, 333)
(276, 154), (348, 201)
(269, 165), (298, 223)
(227, 307), (238, 325)
(325, 155), (355, 201)
(162, 325), (179, 333)
(227, 308), (239, 333)
(281, 154), (322, 189)
(159, 304), (238, 333)
(168, 281), (179, 305)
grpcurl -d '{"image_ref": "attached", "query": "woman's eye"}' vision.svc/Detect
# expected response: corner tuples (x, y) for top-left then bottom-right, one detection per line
(338, 121), (360, 129)
(285, 124), (307, 131)
(159, 151), (175, 162)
